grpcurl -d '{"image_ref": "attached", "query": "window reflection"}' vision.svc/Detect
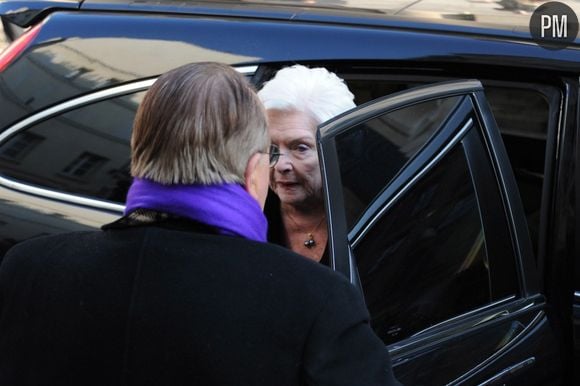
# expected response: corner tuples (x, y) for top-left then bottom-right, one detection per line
(336, 96), (462, 227)
(0, 91), (144, 203)
(354, 145), (491, 345)
(0, 132), (44, 161)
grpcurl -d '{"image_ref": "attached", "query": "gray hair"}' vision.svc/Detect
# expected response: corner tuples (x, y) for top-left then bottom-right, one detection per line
(131, 62), (268, 185)
(258, 65), (355, 124)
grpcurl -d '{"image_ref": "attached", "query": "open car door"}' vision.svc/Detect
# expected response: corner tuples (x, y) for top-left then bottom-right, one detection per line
(318, 80), (562, 385)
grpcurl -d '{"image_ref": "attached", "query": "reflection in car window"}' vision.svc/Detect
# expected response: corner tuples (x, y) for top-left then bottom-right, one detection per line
(342, 73), (553, 256)
(0, 92), (144, 203)
(335, 96), (462, 227)
(485, 86), (552, 257)
(354, 144), (491, 345)
(0, 132), (45, 161)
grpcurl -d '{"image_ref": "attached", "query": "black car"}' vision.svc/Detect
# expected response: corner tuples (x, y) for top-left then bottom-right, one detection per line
(0, 0), (579, 384)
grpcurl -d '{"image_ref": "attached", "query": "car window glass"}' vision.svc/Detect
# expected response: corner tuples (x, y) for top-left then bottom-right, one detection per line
(463, 128), (519, 301)
(485, 86), (551, 257)
(354, 142), (491, 345)
(341, 72), (553, 255)
(334, 96), (462, 227)
(485, 87), (548, 139)
(0, 92), (144, 203)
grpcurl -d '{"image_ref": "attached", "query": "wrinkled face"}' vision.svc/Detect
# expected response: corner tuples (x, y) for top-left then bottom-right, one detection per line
(267, 109), (323, 209)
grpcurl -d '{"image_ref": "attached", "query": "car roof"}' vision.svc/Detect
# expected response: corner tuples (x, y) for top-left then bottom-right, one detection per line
(1, 0), (579, 47)
(82, 0), (580, 42)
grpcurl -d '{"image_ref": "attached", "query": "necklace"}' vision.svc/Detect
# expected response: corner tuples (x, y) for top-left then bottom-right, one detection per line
(285, 211), (326, 249)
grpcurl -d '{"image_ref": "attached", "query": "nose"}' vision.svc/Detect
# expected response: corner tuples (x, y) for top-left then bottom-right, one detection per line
(274, 152), (292, 174)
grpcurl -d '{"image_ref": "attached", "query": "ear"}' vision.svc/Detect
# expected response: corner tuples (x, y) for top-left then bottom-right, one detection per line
(244, 152), (267, 209)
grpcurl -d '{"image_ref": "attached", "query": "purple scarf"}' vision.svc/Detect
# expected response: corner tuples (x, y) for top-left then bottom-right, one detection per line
(124, 178), (268, 242)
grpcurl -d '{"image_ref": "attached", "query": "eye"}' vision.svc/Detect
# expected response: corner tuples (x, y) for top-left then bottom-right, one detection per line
(294, 144), (311, 153)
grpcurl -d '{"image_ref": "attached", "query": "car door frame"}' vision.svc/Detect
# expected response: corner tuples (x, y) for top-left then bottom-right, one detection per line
(317, 79), (560, 384)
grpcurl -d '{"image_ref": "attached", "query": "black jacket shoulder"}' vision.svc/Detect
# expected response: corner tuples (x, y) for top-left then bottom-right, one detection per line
(0, 225), (398, 386)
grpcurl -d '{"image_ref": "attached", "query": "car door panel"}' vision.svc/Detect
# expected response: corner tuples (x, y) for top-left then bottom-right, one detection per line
(318, 80), (561, 385)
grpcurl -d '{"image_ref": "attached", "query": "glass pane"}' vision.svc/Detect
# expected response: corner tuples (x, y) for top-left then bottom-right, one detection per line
(486, 86), (551, 257)
(0, 92), (144, 203)
(486, 87), (548, 140)
(354, 143), (491, 345)
(462, 128), (519, 301)
(335, 95), (462, 227)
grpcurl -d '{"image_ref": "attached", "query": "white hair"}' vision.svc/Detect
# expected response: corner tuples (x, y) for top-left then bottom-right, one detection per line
(258, 65), (355, 124)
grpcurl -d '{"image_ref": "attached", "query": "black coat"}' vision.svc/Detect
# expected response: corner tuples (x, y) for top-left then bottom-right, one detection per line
(0, 221), (398, 386)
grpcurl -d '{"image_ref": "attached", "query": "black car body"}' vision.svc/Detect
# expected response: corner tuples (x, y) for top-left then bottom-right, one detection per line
(0, 0), (579, 384)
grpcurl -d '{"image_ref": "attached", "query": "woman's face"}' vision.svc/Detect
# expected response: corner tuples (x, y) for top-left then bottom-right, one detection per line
(267, 109), (323, 210)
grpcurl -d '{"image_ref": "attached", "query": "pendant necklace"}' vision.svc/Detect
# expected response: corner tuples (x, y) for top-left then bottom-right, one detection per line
(285, 212), (326, 249)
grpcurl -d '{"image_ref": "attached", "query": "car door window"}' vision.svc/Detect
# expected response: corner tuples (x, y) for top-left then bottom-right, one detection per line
(320, 81), (520, 347)
(354, 142), (489, 344)
(0, 91), (144, 203)
(0, 68), (257, 208)
(336, 69), (557, 257)
(335, 96), (463, 228)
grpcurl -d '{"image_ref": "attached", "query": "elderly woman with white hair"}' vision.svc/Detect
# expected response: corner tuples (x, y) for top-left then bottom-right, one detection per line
(258, 65), (356, 263)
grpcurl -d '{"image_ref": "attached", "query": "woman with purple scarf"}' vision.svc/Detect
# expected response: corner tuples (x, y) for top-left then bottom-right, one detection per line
(0, 62), (399, 386)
